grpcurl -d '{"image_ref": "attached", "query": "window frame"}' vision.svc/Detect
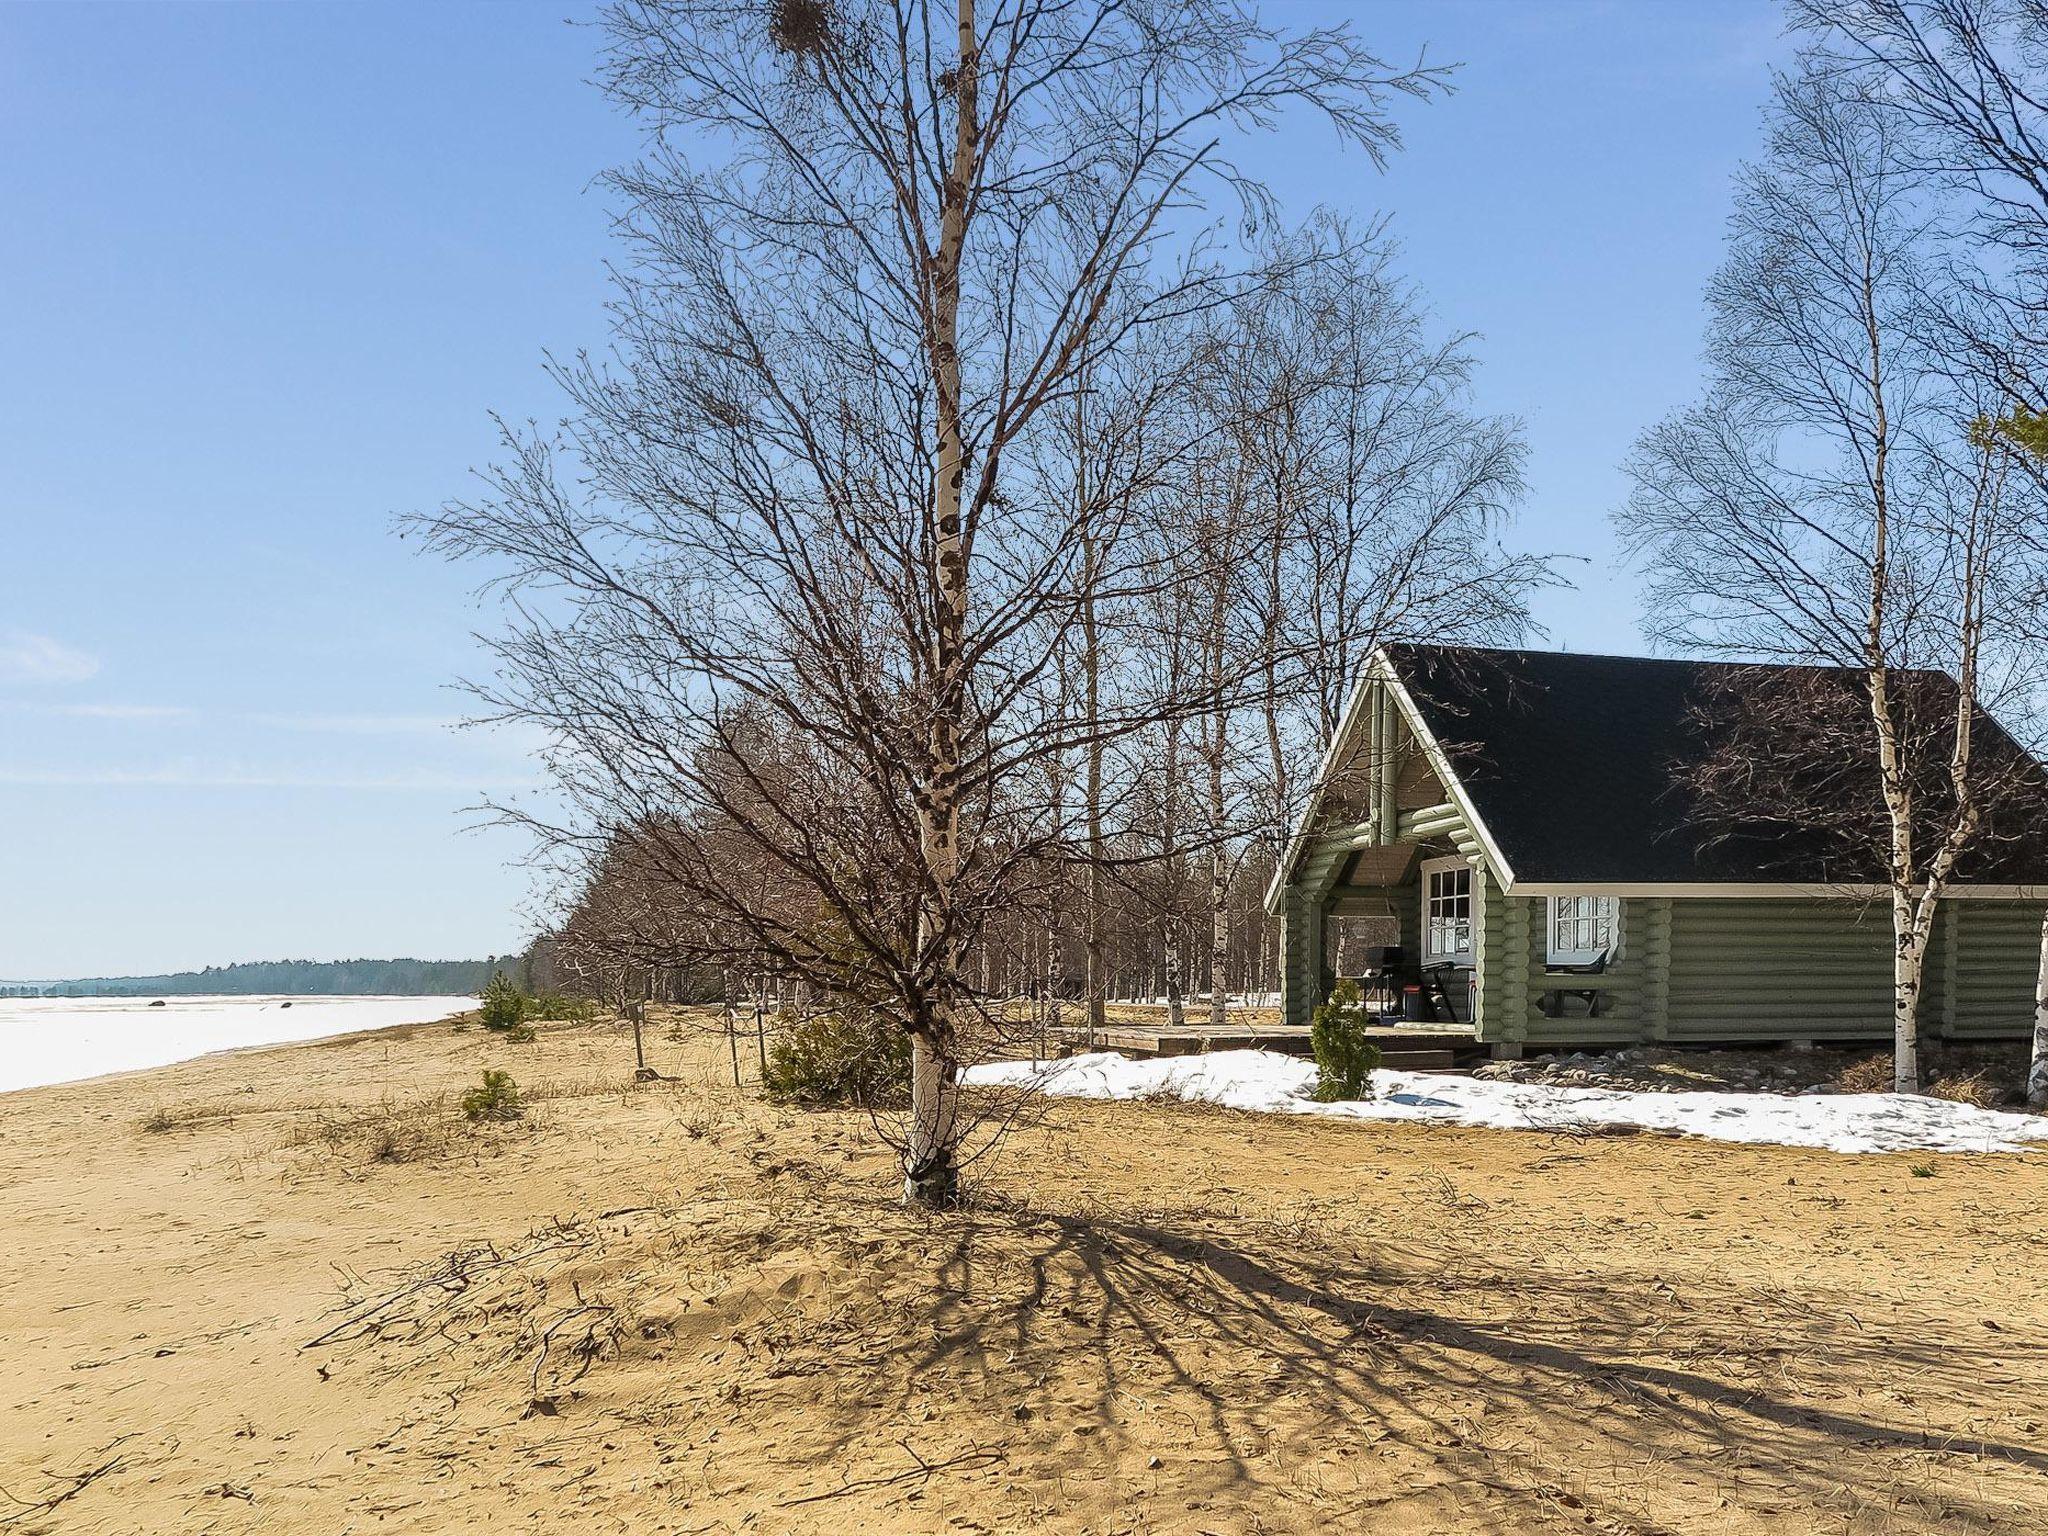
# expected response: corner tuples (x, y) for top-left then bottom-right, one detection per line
(1546, 893), (1621, 967)
(1419, 856), (1475, 966)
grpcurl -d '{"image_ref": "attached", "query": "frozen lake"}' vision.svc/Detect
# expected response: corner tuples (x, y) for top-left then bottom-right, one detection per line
(0, 994), (476, 1095)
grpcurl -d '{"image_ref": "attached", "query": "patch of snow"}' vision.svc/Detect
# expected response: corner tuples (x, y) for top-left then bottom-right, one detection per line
(0, 995), (477, 1096)
(962, 1049), (2048, 1156)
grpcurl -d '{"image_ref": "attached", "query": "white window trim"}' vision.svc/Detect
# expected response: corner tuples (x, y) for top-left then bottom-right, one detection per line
(1419, 855), (1475, 966)
(1546, 894), (1621, 967)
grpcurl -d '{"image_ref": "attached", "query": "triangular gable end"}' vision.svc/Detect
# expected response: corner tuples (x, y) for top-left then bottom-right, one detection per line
(1264, 647), (1518, 915)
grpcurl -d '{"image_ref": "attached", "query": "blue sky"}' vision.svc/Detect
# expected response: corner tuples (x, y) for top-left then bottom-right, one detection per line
(0, 0), (1791, 978)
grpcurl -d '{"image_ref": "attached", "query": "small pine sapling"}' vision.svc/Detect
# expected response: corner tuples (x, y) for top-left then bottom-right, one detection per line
(761, 1007), (912, 1107)
(460, 1069), (523, 1121)
(1310, 978), (1382, 1103)
(479, 972), (527, 1033)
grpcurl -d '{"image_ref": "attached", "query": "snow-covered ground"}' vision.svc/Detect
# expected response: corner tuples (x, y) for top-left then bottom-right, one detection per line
(963, 1049), (2048, 1156)
(0, 995), (476, 1096)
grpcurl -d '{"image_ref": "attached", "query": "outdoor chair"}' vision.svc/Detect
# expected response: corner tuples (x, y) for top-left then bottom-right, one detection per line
(1538, 949), (1610, 1018)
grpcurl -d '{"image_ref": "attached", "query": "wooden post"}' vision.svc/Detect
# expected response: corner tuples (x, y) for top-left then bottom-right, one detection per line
(1487, 888), (1527, 1051)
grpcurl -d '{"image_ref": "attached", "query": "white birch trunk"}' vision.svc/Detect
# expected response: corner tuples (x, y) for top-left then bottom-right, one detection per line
(1204, 519), (1232, 1036)
(1891, 888), (1926, 1095)
(1208, 845), (1229, 1032)
(1205, 680), (1228, 1035)
(1160, 702), (1185, 1031)
(904, 1033), (960, 1204)
(2029, 905), (2048, 1111)
(1082, 532), (1106, 1048)
(1045, 923), (1064, 1046)
(1073, 384), (1108, 1048)
(1163, 923), (1185, 1030)
(901, 0), (977, 1207)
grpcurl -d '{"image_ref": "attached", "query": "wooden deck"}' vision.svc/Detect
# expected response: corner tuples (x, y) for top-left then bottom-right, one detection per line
(1056, 1021), (1480, 1071)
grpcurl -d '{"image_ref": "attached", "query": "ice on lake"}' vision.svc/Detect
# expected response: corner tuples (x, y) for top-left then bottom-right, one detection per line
(0, 994), (476, 1095)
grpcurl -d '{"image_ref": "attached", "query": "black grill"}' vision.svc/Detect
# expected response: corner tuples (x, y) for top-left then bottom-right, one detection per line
(1361, 944), (1407, 975)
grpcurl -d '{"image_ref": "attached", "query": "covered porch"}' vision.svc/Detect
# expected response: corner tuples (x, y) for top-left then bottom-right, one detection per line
(1278, 806), (1499, 1032)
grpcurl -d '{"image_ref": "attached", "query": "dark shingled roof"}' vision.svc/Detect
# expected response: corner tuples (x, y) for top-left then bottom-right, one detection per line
(1381, 644), (2048, 886)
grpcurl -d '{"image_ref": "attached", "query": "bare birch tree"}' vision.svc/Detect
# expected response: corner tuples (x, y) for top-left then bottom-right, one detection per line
(1206, 222), (1539, 863)
(1794, 0), (2048, 357)
(1786, 0), (2048, 1106)
(1622, 63), (2048, 1092)
(417, 0), (1448, 1203)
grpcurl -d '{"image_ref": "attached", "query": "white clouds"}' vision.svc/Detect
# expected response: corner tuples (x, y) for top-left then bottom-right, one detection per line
(0, 632), (99, 686)
(6, 702), (469, 734)
(0, 695), (543, 792)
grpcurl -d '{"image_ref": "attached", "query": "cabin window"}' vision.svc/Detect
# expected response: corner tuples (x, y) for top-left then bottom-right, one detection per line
(1420, 858), (1473, 963)
(1547, 894), (1620, 966)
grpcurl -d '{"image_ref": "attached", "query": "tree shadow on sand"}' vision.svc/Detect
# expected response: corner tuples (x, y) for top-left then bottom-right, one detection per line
(308, 1127), (2045, 1533)
(828, 1197), (2046, 1532)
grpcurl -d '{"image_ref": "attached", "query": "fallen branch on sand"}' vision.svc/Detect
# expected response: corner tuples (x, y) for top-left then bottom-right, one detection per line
(777, 1441), (1006, 1508)
(302, 1216), (649, 1406)
(302, 1222), (590, 1350)
(0, 1435), (136, 1525)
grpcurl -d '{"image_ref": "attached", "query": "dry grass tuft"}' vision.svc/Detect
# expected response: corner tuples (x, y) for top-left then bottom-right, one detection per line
(278, 1088), (554, 1169)
(1927, 1068), (2003, 1108)
(521, 1073), (635, 1105)
(1833, 1052), (2013, 1106)
(1136, 1078), (1196, 1106)
(366, 1112), (457, 1165)
(1833, 1054), (1894, 1094)
(282, 1096), (457, 1165)
(137, 1089), (358, 1138)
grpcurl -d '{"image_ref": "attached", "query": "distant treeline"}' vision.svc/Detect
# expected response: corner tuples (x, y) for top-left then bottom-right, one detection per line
(26, 956), (524, 999)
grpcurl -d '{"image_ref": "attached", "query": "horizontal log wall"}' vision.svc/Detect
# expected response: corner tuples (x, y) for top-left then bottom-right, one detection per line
(1663, 899), (1892, 1039)
(1503, 894), (2044, 1047)
(1947, 899), (2047, 1038)
(1514, 895), (1644, 1045)
(1295, 860), (2044, 1046)
(1656, 897), (2044, 1043)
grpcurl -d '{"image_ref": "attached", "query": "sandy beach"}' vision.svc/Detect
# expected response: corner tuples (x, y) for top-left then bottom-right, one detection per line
(2, 1007), (2046, 1534)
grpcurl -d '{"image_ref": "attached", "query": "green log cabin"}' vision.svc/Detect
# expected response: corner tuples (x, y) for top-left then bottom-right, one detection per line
(1266, 644), (2048, 1056)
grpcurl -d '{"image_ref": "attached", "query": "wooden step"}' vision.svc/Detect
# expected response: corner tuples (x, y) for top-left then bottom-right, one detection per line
(1376, 1048), (1458, 1071)
(1058, 1030), (1462, 1071)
